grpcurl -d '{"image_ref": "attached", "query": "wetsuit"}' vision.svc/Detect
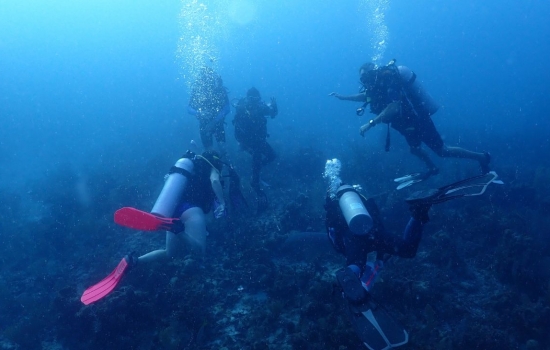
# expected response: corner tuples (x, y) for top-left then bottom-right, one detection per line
(325, 194), (424, 275)
(233, 98), (277, 189)
(173, 153), (220, 217)
(188, 81), (230, 149)
(369, 66), (443, 153)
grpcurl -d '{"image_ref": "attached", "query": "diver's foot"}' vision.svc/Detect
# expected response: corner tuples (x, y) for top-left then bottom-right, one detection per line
(479, 152), (491, 174)
(124, 252), (139, 269)
(360, 261), (384, 292)
(336, 267), (369, 304)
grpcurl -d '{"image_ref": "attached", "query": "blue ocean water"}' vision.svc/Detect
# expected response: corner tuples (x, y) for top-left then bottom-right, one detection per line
(2, 0), (547, 183)
(1, 0), (550, 348)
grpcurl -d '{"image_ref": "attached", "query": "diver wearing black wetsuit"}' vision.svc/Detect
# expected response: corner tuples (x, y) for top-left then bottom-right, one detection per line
(325, 190), (429, 291)
(330, 60), (491, 175)
(233, 87), (278, 192)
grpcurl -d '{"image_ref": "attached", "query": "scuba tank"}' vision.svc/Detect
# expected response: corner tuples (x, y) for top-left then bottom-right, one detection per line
(151, 157), (195, 218)
(336, 185), (373, 235)
(397, 65), (440, 117)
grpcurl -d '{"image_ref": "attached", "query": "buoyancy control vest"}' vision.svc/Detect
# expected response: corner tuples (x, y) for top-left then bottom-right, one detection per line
(233, 98), (269, 143)
(151, 151), (221, 217)
(366, 60), (439, 118)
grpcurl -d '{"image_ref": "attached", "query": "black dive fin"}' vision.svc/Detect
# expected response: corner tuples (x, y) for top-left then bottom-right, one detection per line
(350, 305), (409, 350)
(336, 267), (408, 349)
(406, 171), (502, 206)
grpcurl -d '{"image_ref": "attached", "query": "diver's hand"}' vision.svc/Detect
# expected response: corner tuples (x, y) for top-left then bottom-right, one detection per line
(329, 92), (343, 100)
(270, 97), (278, 117)
(214, 203), (226, 219)
(359, 123), (373, 137)
(360, 119), (377, 137)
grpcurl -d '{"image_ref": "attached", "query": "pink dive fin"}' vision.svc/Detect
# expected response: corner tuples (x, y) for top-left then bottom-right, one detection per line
(81, 258), (129, 305)
(114, 207), (178, 231)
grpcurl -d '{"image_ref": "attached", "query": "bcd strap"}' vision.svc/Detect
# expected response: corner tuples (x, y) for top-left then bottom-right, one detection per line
(168, 166), (193, 178)
(336, 186), (358, 199)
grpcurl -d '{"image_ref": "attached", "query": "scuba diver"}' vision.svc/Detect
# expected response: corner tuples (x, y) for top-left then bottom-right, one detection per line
(81, 149), (246, 305)
(188, 67), (231, 157)
(330, 60), (491, 186)
(233, 87), (278, 212)
(323, 158), (501, 349)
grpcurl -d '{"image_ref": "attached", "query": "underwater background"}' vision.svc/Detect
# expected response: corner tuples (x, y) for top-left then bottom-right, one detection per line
(1, 0), (550, 349)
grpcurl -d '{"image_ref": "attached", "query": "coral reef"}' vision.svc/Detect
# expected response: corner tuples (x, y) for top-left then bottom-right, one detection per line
(2, 146), (550, 349)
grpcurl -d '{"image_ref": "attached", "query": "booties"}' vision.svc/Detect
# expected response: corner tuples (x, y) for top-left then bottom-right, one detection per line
(360, 260), (384, 292)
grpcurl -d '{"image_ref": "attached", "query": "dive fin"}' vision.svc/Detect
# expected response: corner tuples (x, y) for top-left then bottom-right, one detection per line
(394, 173), (421, 183)
(114, 207), (183, 233)
(356, 307), (409, 350)
(81, 258), (129, 305)
(406, 171), (502, 206)
(394, 170), (437, 190)
(336, 267), (409, 349)
(396, 178), (422, 190)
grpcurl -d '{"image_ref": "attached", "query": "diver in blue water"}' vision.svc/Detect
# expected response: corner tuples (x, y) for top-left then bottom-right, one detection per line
(233, 87), (278, 211)
(330, 60), (491, 183)
(188, 67), (231, 157)
(323, 158), (501, 349)
(81, 150), (247, 305)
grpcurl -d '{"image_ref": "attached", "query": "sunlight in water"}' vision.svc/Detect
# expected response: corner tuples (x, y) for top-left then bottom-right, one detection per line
(227, 0), (257, 26)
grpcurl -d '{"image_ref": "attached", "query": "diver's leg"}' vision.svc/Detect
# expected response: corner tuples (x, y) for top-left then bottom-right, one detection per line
(434, 145), (491, 173)
(137, 207), (207, 264)
(404, 125), (439, 173)
(410, 146), (438, 173)
(421, 117), (490, 172)
(138, 231), (180, 263)
(260, 141), (276, 166)
(180, 207), (208, 253)
(373, 215), (425, 259)
(437, 146), (490, 168)
(251, 149), (262, 191)
(342, 230), (370, 274)
(200, 124), (214, 150)
(214, 121), (228, 160)
(397, 217), (424, 258)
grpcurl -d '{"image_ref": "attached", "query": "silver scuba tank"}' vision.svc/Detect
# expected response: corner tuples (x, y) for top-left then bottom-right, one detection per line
(336, 185), (373, 235)
(398, 65), (440, 116)
(151, 157), (194, 218)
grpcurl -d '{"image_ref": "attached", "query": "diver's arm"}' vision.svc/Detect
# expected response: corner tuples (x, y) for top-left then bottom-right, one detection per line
(329, 92), (367, 102)
(359, 101), (401, 136)
(210, 168), (226, 207)
(375, 101), (401, 124)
